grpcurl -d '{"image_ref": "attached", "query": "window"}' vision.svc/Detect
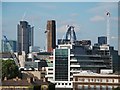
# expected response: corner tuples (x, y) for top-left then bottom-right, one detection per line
(102, 79), (106, 83)
(79, 78), (84, 82)
(62, 83), (64, 85)
(69, 83), (71, 85)
(48, 73), (53, 74)
(58, 83), (60, 85)
(91, 79), (94, 82)
(65, 83), (67, 85)
(108, 79), (112, 83)
(48, 69), (53, 70)
(97, 79), (99, 81)
(85, 79), (88, 82)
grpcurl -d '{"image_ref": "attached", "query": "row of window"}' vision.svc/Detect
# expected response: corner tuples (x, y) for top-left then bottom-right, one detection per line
(77, 85), (113, 90)
(71, 56), (111, 60)
(56, 83), (71, 86)
(78, 78), (118, 83)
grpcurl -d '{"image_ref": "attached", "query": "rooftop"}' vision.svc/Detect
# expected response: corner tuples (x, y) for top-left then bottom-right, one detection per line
(2, 77), (50, 86)
(73, 70), (120, 77)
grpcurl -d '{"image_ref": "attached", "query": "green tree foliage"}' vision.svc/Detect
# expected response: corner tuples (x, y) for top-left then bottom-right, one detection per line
(113, 87), (120, 90)
(2, 59), (21, 80)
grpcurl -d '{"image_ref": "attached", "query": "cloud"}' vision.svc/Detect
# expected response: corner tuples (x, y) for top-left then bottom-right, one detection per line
(90, 16), (105, 22)
(111, 17), (120, 22)
(57, 25), (68, 33)
(70, 13), (79, 17)
(59, 19), (76, 25)
(40, 4), (56, 9)
(33, 3), (57, 10)
(88, 3), (117, 14)
(111, 36), (118, 39)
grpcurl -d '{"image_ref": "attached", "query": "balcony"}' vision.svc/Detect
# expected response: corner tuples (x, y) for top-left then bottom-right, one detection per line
(70, 54), (74, 56)
(70, 59), (77, 62)
(80, 65), (106, 67)
(70, 70), (81, 73)
(70, 64), (80, 67)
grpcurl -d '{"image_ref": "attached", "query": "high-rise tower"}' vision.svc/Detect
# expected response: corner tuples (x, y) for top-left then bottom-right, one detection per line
(46, 20), (56, 52)
(17, 21), (34, 54)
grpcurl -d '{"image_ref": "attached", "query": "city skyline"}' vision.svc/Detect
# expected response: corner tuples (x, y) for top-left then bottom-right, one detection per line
(2, 2), (118, 50)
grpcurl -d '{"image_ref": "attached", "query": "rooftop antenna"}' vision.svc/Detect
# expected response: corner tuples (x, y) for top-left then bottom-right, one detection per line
(106, 11), (110, 45)
(21, 9), (28, 21)
(21, 11), (26, 21)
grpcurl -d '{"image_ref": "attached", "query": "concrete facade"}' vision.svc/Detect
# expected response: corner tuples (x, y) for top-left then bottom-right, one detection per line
(73, 71), (120, 90)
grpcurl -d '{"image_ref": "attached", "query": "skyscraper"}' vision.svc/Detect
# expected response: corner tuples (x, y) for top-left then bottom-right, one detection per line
(17, 21), (34, 54)
(29, 26), (34, 46)
(46, 20), (56, 52)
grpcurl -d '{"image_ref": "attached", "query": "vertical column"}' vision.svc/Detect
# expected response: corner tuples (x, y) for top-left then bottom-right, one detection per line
(94, 85), (96, 90)
(106, 85), (108, 90)
(100, 85), (102, 90)
(82, 85), (84, 90)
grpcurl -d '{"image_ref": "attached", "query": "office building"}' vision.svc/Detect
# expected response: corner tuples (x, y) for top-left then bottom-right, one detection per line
(98, 36), (107, 45)
(46, 20), (56, 52)
(52, 26), (115, 89)
(53, 43), (113, 89)
(17, 21), (34, 54)
(53, 47), (72, 89)
(1, 40), (17, 52)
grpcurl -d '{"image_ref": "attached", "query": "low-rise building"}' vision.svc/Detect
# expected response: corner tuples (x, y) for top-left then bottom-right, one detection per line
(1, 77), (55, 90)
(22, 70), (46, 80)
(45, 67), (54, 82)
(73, 71), (120, 90)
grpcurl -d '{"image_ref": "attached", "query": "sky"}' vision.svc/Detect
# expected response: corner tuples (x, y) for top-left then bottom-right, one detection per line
(1, 0), (120, 2)
(2, 2), (119, 50)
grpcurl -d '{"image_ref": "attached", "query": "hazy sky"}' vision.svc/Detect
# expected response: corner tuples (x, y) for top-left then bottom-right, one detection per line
(1, 0), (119, 2)
(2, 2), (118, 50)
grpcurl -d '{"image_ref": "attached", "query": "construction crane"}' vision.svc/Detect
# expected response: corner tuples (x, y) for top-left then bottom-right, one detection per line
(3, 35), (20, 67)
(106, 11), (110, 45)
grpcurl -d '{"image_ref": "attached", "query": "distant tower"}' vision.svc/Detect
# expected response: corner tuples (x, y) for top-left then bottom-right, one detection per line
(46, 20), (56, 52)
(17, 21), (34, 54)
(98, 36), (107, 45)
(106, 11), (110, 45)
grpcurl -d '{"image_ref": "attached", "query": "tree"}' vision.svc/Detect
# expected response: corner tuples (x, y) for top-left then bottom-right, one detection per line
(113, 87), (120, 90)
(2, 59), (21, 80)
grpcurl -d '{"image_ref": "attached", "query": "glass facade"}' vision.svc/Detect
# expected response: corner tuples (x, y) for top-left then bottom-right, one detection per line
(55, 49), (68, 81)
(1, 40), (17, 52)
(17, 21), (34, 54)
(98, 36), (107, 45)
(70, 45), (112, 73)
